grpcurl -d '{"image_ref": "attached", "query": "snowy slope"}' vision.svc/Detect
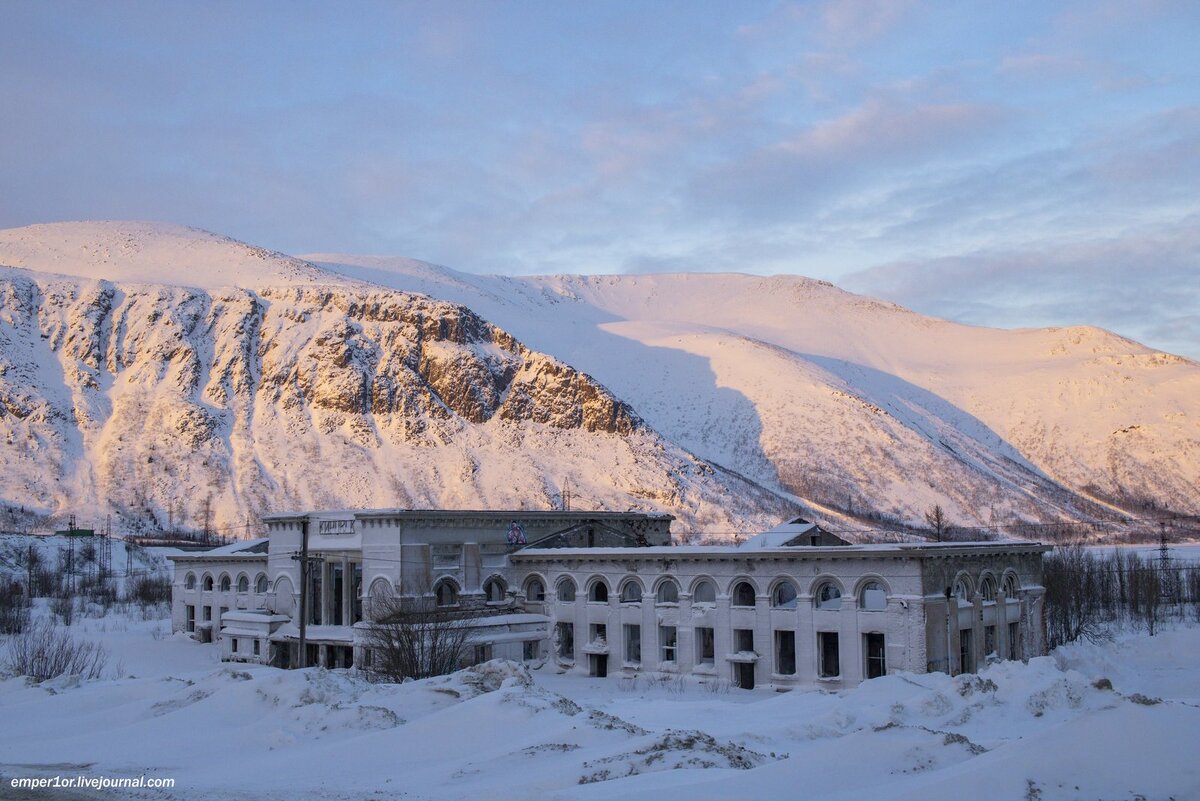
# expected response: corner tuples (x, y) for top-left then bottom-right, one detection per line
(0, 219), (1196, 539)
(308, 255), (1200, 526)
(0, 223), (793, 538)
(1, 617), (1197, 801)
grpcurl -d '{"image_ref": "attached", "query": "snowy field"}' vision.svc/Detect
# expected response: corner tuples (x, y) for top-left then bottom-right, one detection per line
(2, 607), (1199, 801)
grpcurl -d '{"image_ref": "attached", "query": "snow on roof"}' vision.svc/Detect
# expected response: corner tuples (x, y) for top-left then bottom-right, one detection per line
(166, 538), (269, 560)
(736, 518), (818, 549)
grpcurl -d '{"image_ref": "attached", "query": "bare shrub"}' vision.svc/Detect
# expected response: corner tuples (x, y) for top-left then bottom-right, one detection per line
(362, 594), (476, 682)
(0, 578), (31, 634)
(4, 621), (110, 681)
(128, 575), (171, 607)
(51, 594), (75, 626)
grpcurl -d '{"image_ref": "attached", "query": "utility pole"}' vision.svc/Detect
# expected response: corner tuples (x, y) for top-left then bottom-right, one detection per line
(1159, 520), (1171, 601)
(292, 519), (323, 668)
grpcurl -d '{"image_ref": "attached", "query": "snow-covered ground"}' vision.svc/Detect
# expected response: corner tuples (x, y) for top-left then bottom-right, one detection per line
(2, 606), (1197, 801)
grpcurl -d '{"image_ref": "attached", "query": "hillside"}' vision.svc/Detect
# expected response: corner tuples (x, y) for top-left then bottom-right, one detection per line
(308, 255), (1200, 528)
(0, 223), (792, 538)
(0, 220), (1196, 539)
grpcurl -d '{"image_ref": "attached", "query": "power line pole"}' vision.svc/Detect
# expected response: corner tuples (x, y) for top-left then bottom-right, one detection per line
(292, 519), (323, 668)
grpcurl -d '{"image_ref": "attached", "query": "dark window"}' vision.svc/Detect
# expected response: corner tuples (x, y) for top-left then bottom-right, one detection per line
(352, 564), (363, 624)
(732, 581), (756, 607)
(959, 629), (974, 675)
(619, 581), (642, 603)
(556, 622), (574, 659)
(692, 580), (716, 604)
(523, 640), (537, 661)
(816, 583), (842, 610)
(772, 581), (798, 609)
(434, 580), (458, 607)
(734, 628), (754, 652)
(255, 574), (269, 594)
(185, 605), (195, 633)
(775, 630), (796, 675)
(696, 627), (715, 664)
(660, 626), (677, 662)
(556, 578), (576, 602)
(1008, 622), (1020, 660)
(253, 639), (260, 656)
(589, 581), (609, 603)
(591, 623), (607, 644)
(865, 633), (886, 679)
(984, 625), (996, 657)
(859, 581), (887, 611)
(656, 580), (679, 604)
(237, 575), (249, 593)
(484, 577), (506, 603)
(819, 632), (840, 677)
(525, 578), (545, 602)
(309, 569), (323, 624)
(203, 606), (212, 622)
(232, 638), (239, 653)
(624, 624), (641, 664)
(330, 563), (345, 625)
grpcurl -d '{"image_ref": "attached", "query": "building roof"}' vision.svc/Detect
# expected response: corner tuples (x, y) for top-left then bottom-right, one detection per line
(260, 509), (674, 523)
(512, 541), (1051, 561)
(166, 538), (269, 562)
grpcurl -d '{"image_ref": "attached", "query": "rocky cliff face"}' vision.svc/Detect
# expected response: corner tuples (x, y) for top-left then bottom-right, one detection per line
(0, 268), (791, 537)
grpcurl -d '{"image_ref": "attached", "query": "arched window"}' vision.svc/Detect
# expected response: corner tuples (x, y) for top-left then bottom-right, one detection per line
(692, 579), (716, 604)
(980, 575), (997, 603)
(185, 573), (196, 590)
(859, 581), (887, 611)
(771, 581), (798, 609)
(589, 580), (609, 603)
(434, 579), (459, 607)
(954, 576), (972, 604)
(202, 575), (214, 592)
(619, 580), (642, 603)
(1003, 574), (1019, 598)
(219, 574), (231, 592)
(556, 578), (576, 602)
(484, 577), (507, 603)
(731, 581), (756, 607)
(656, 579), (680, 604)
(237, 575), (249, 593)
(815, 582), (842, 611)
(525, 577), (545, 602)
(255, 574), (269, 594)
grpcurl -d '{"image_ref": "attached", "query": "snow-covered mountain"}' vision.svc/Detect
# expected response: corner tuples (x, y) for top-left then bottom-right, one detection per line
(304, 256), (1200, 529)
(0, 221), (1196, 539)
(0, 223), (792, 538)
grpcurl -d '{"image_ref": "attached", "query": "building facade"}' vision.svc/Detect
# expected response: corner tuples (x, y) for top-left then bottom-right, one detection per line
(168, 510), (1048, 689)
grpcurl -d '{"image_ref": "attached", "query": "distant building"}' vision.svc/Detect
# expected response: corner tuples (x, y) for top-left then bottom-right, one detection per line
(168, 511), (1048, 688)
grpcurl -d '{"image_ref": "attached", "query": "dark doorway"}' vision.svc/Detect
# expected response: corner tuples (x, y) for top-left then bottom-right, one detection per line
(590, 654), (608, 677)
(734, 662), (755, 690)
(865, 633), (886, 679)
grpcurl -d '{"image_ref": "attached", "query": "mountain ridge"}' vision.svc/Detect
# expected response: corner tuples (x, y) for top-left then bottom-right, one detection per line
(1, 221), (1196, 539)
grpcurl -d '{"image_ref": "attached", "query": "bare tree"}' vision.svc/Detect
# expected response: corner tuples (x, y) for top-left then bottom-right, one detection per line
(925, 504), (948, 542)
(1043, 545), (1103, 649)
(362, 593), (477, 682)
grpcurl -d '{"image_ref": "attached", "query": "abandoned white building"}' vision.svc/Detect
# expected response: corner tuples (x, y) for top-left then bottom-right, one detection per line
(168, 510), (1049, 689)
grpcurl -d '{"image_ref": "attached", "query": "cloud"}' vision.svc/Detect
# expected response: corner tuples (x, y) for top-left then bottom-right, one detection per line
(685, 97), (1008, 221)
(842, 214), (1200, 359)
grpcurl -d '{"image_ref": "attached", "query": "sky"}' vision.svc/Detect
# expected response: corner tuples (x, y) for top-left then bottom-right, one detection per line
(1, 1), (1198, 358)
